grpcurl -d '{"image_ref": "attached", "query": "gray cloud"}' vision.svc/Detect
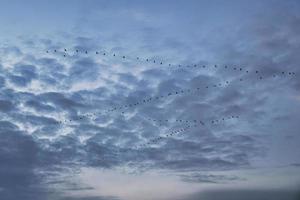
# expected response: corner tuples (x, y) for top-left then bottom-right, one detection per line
(68, 57), (100, 82)
(182, 189), (300, 200)
(180, 173), (245, 184)
(0, 100), (14, 112)
(0, 123), (47, 200)
(0, 1), (300, 199)
(60, 196), (120, 200)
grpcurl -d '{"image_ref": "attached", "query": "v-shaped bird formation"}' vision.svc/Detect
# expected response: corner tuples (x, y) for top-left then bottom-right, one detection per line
(41, 46), (297, 151)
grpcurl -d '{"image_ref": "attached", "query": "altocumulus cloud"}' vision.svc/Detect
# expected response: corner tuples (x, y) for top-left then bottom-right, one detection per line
(0, 0), (300, 200)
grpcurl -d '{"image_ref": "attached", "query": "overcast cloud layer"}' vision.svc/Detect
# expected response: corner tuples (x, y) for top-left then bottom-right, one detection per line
(0, 1), (300, 200)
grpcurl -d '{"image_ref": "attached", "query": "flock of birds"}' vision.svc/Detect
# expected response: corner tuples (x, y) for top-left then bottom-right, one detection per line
(147, 115), (239, 126)
(53, 78), (238, 127)
(44, 48), (296, 150)
(133, 115), (239, 149)
(55, 79), (230, 123)
(46, 48), (296, 75)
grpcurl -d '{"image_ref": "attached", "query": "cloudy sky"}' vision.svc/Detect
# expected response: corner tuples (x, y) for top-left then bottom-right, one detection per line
(1, 0), (300, 200)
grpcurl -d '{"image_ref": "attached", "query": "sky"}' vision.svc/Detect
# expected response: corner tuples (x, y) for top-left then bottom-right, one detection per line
(0, 0), (300, 200)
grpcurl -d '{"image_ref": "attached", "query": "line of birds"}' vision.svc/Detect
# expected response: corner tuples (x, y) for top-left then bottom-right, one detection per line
(100, 73), (271, 115)
(54, 80), (232, 125)
(55, 108), (239, 128)
(54, 65), (290, 124)
(45, 48), (296, 76)
(147, 115), (239, 127)
(118, 115), (239, 151)
(39, 79), (230, 126)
